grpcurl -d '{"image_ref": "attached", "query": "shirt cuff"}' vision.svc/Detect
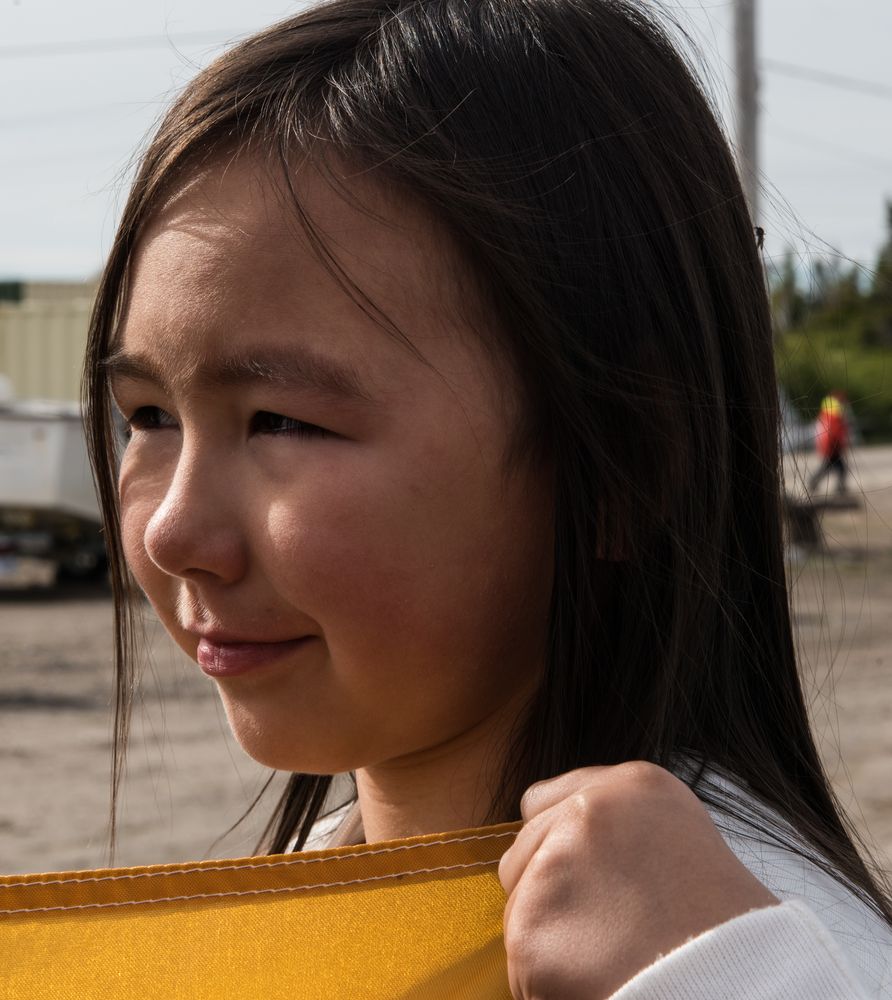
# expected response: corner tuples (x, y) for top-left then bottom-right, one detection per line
(609, 900), (867, 1000)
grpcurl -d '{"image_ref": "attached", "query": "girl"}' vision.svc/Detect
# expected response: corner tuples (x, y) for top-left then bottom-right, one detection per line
(84, 1), (892, 996)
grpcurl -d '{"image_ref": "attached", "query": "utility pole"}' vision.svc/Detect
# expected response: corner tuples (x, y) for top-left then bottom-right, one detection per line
(735, 0), (759, 224)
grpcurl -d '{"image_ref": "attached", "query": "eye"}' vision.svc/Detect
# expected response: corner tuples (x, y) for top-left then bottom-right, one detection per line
(249, 411), (330, 439)
(124, 406), (178, 437)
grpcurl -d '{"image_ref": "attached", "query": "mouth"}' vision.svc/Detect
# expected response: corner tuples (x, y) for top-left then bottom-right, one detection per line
(195, 635), (313, 678)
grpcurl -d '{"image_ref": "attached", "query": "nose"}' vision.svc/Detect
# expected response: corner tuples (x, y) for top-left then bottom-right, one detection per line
(143, 446), (249, 585)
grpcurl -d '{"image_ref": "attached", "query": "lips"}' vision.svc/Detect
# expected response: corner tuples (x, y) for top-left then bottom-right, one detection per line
(195, 635), (313, 677)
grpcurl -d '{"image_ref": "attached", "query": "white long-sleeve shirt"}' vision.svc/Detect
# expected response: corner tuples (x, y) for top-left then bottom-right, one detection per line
(611, 900), (877, 998)
(613, 767), (892, 998)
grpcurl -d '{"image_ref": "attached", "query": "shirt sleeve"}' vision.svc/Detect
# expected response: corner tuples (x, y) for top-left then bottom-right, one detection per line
(609, 900), (870, 1000)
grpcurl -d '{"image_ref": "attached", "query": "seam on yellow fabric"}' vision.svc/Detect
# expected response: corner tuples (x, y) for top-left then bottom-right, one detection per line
(0, 858), (501, 916)
(0, 828), (515, 889)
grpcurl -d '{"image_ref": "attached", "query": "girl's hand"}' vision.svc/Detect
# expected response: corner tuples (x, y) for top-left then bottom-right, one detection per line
(498, 763), (778, 999)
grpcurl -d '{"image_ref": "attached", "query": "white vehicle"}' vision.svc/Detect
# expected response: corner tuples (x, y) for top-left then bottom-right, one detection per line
(0, 399), (105, 587)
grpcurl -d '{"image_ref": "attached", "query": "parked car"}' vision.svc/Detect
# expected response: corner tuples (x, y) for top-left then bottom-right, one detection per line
(0, 398), (105, 587)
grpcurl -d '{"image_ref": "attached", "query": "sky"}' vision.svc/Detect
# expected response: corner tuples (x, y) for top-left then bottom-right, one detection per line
(1, 0), (891, 281)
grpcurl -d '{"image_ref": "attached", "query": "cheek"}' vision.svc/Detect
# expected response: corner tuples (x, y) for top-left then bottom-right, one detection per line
(265, 448), (552, 674)
(120, 484), (151, 573)
(120, 498), (161, 601)
(265, 480), (427, 626)
(118, 465), (173, 603)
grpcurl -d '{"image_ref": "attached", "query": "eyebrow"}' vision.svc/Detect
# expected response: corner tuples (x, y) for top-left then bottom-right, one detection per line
(101, 345), (375, 405)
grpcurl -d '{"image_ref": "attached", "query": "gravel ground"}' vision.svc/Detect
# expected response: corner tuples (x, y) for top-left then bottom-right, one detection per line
(0, 586), (271, 873)
(1, 445), (891, 876)
(786, 445), (892, 873)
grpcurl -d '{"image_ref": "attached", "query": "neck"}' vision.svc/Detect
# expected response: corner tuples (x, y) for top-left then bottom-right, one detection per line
(354, 697), (528, 843)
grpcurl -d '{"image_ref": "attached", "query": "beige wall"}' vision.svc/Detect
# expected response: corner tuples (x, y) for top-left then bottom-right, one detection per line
(0, 298), (92, 403)
(21, 280), (98, 304)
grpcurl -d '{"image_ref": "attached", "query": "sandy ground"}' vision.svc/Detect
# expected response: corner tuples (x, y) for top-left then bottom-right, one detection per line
(1, 446), (891, 877)
(0, 587), (272, 873)
(785, 446), (892, 875)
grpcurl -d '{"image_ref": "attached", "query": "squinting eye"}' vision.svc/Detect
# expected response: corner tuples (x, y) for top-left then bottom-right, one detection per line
(250, 411), (330, 439)
(125, 406), (178, 437)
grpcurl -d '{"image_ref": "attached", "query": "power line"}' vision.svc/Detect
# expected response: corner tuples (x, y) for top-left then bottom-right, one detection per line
(3, 31), (892, 108)
(0, 29), (248, 59)
(763, 59), (892, 101)
(767, 122), (892, 172)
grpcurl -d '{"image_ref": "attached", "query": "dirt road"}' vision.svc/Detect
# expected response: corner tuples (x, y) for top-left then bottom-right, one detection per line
(1, 446), (891, 876)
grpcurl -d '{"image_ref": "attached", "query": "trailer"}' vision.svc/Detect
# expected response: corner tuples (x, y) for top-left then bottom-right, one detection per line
(0, 399), (106, 587)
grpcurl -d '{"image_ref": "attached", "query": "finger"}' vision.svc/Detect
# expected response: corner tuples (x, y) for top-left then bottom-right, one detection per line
(502, 866), (521, 936)
(498, 807), (552, 897)
(520, 765), (612, 821)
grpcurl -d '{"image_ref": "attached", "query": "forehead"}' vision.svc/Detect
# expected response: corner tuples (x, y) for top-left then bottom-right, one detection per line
(118, 155), (479, 383)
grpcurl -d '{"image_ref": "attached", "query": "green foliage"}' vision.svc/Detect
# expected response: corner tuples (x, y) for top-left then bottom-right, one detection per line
(775, 200), (892, 442)
(777, 323), (892, 441)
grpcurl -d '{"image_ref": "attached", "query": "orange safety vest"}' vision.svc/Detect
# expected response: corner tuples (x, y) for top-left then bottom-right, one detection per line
(815, 396), (848, 458)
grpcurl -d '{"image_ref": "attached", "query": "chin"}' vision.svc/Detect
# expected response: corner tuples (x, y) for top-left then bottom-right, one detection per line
(234, 732), (345, 774)
(219, 701), (353, 774)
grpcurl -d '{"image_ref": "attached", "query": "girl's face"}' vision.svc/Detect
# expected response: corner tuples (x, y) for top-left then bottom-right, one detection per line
(113, 157), (553, 779)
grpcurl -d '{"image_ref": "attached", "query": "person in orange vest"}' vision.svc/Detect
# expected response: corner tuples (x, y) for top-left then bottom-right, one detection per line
(809, 392), (851, 495)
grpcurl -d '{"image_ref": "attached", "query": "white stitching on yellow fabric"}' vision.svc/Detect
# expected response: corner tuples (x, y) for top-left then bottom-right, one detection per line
(0, 829), (516, 890)
(0, 859), (500, 915)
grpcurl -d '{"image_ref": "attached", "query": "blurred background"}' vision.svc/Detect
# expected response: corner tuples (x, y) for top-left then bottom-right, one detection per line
(1, 0), (891, 875)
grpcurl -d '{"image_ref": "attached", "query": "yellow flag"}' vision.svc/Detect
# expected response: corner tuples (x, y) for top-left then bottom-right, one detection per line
(0, 822), (519, 999)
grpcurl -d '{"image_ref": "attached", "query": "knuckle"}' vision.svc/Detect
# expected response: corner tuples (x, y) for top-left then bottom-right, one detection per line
(574, 789), (603, 835)
(527, 839), (565, 884)
(615, 759), (673, 794)
(497, 847), (513, 888)
(567, 789), (591, 819)
(519, 784), (539, 818)
(547, 790), (599, 841)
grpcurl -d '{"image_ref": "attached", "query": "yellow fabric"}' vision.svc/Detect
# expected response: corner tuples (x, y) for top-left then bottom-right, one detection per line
(0, 822), (520, 999)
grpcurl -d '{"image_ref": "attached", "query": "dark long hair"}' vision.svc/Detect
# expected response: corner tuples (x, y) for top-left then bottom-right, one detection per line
(83, 0), (891, 920)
